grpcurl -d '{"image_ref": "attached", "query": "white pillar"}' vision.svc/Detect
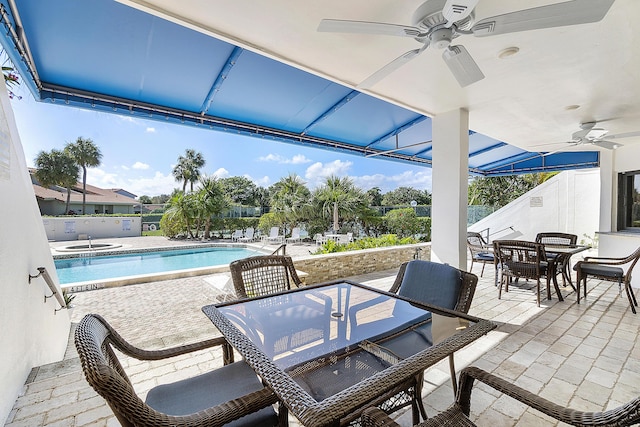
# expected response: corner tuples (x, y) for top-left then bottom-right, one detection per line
(598, 150), (614, 232)
(431, 109), (469, 269)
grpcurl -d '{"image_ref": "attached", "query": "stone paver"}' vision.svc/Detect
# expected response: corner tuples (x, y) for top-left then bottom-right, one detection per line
(5, 237), (640, 426)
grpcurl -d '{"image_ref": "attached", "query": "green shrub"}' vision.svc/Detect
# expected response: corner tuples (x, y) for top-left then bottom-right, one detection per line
(384, 208), (421, 238)
(313, 234), (418, 254)
(160, 214), (184, 238)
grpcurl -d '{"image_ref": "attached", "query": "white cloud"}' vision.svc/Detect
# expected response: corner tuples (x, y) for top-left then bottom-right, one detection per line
(146, 127), (156, 133)
(132, 161), (149, 170)
(304, 160), (353, 188)
(118, 116), (136, 123)
(258, 153), (312, 164)
(243, 174), (271, 187)
(352, 170), (432, 193)
(211, 168), (230, 179)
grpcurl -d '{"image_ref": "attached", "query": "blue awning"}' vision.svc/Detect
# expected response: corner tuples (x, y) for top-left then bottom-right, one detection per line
(0, 0), (599, 176)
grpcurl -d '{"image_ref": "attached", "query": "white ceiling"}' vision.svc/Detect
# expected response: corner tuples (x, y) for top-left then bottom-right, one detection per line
(119, 0), (640, 152)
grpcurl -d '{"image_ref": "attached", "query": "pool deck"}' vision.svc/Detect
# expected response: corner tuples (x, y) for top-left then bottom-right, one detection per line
(5, 236), (640, 426)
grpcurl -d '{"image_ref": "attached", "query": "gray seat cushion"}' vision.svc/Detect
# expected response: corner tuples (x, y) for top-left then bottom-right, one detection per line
(473, 252), (494, 262)
(575, 263), (624, 279)
(145, 361), (277, 427)
(398, 260), (461, 310)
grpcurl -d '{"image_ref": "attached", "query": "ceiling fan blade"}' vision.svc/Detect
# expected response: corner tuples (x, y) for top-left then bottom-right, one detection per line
(604, 130), (640, 140)
(595, 140), (623, 150)
(358, 45), (427, 89)
(318, 19), (422, 37)
(442, 45), (484, 87)
(541, 142), (580, 157)
(442, 0), (479, 26)
(471, 0), (615, 37)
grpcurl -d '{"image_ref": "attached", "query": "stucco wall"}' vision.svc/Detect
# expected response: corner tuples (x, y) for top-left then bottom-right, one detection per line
(469, 169), (600, 244)
(0, 85), (70, 424)
(43, 216), (142, 241)
(294, 243), (431, 284)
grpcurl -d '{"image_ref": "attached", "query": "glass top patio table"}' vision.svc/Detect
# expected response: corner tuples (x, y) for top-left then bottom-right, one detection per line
(543, 244), (591, 293)
(202, 280), (496, 427)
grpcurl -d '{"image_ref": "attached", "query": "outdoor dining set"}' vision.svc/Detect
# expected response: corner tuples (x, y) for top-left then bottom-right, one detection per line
(73, 233), (640, 427)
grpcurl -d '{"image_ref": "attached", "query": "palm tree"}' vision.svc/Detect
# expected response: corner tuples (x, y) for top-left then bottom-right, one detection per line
(313, 175), (365, 232)
(172, 149), (205, 192)
(196, 175), (229, 239)
(65, 137), (102, 215)
(164, 191), (198, 239)
(270, 173), (310, 236)
(34, 149), (80, 214)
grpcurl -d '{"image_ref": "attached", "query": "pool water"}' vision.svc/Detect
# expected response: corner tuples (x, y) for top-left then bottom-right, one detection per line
(54, 247), (260, 284)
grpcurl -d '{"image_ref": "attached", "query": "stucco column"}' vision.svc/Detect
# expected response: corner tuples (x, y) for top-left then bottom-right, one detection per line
(431, 109), (469, 269)
(598, 150), (614, 232)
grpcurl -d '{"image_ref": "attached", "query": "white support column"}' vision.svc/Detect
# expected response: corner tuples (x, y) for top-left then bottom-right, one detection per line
(431, 109), (469, 269)
(598, 150), (614, 232)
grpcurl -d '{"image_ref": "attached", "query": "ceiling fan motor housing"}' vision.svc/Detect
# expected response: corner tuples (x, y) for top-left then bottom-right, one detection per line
(412, 0), (474, 31)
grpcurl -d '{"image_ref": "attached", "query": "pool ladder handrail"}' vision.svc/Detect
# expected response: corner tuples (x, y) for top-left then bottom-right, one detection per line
(28, 266), (68, 313)
(271, 244), (287, 256)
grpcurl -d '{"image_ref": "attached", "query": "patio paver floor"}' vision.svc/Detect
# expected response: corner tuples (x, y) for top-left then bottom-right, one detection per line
(5, 238), (640, 426)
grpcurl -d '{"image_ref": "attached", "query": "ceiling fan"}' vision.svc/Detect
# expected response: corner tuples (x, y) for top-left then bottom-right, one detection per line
(538, 122), (640, 155)
(318, 0), (615, 88)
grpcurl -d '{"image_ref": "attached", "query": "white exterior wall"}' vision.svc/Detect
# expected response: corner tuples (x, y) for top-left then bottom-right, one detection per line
(43, 216), (142, 241)
(0, 84), (70, 424)
(469, 169), (601, 244)
(598, 143), (640, 289)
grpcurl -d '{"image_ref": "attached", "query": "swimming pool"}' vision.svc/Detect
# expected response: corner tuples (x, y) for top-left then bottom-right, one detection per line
(54, 246), (261, 285)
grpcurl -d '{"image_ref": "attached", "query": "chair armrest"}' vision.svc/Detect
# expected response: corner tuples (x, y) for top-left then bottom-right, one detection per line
(458, 367), (640, 426)
(582, 256), (628, 265)
(361, 407), (401, 427)
(95, 314), (231, 362)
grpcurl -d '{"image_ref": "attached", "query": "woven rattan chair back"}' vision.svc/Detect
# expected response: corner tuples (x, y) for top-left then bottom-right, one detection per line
(535, 232), (577, 246)
(230, 255), (303, 299)
(493, 240), (551, 307)
(466, 232), (495, 277)
(388, 261), (477, 314)
(75, 314), (282, 427)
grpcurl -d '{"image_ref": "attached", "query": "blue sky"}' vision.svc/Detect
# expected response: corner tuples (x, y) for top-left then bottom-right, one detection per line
(10, 88), (433, 198)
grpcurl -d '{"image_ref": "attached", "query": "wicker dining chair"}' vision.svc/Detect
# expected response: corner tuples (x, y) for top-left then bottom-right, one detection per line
(349, 260), (478, 420)
(74, 314), (284, 427)
(493, 240), (558, 307)
(229, 255), (303, 298)
(466, 232), (495, 278)
(535, 232), (578, 286)
(574, 246), (640, 314)
(361, 366), (640, 427)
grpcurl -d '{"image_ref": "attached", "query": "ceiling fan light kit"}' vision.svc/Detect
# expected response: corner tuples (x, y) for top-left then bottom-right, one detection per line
(318, 0), (616, 88)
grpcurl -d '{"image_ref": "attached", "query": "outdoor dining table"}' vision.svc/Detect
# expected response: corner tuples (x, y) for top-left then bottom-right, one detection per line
(543, 244), (591, 294)
(202, 280), (496, 427)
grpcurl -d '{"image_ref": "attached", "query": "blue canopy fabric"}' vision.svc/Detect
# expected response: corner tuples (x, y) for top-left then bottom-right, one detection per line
(0, 0), (599, 176)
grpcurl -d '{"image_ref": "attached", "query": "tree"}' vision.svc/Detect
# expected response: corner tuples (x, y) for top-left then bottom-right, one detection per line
(172, 149), (205, 192)
(138, 195), (152, 204)
(366, 187), (383, 206)
(65, 137), (102, 215)
(164, 191), (197, 238)
(34, 149), (80, 214)
(220, 176), (258, 205)
(312, 175), (365, 232)
(468, 175), (549, 208)
(382, 186), (431, 206)
(270, 173), (310, 235)
(196, 175), (230, 239)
